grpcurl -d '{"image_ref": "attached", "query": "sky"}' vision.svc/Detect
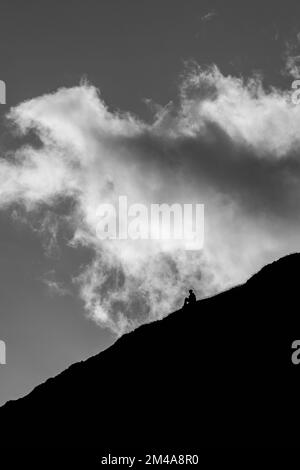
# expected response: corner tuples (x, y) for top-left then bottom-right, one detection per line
(1, 0), (300, 405)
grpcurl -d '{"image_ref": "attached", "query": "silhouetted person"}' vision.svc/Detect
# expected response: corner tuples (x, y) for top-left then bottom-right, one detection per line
(184, 289), (196, 308)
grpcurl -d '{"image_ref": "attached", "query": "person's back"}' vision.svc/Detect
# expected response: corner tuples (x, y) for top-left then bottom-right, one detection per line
(189, 290), (196, 305)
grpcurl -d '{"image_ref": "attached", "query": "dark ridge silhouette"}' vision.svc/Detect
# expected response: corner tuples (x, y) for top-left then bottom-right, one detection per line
(1, 253), (300, 450)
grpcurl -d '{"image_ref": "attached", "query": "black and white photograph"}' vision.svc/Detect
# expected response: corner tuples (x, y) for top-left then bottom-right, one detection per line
(1, 0), (300, 464)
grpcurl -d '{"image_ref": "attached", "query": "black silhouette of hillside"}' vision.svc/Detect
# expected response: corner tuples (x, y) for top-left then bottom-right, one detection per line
(1, 253), (300, 451)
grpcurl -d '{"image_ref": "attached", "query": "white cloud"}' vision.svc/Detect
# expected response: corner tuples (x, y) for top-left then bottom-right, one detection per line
(43, 278), (69, 297)
(283, 36), (300, 79)
(200, 11), (217, 23)
(2, 66), (300, 334)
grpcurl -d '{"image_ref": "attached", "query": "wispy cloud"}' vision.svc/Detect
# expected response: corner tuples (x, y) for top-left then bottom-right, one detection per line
(2, 64), (300, 334)
(200, 10), (217, 23)
(283, 33), (300, 78)
(43, 278), (70, 297)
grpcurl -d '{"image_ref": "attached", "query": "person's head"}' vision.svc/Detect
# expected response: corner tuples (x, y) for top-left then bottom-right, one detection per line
(189, 289), (193, 294)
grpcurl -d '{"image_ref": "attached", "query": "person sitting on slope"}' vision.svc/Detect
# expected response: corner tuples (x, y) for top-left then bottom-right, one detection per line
(184, 289), (196, 308)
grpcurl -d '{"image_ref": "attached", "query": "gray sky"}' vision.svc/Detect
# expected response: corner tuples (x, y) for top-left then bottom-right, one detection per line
(1, 0), (300, 406)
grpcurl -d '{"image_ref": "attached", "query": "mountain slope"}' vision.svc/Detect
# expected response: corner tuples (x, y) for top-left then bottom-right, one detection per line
(1, 253), (300, 449)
